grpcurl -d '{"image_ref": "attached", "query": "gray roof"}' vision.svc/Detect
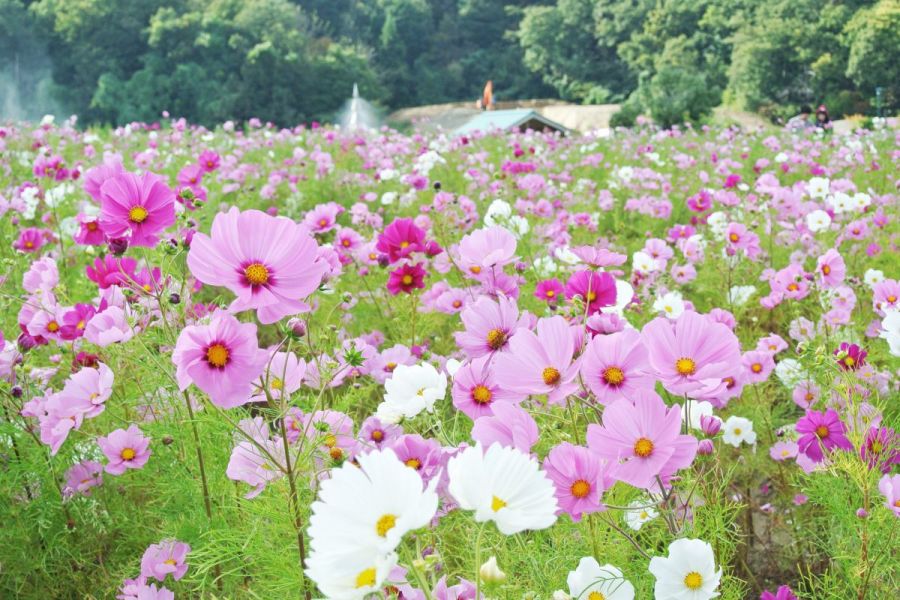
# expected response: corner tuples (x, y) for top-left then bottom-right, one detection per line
(454, 109), (569, 135)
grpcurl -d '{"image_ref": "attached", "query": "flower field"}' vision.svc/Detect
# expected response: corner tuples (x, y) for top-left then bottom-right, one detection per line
(0, 116), (898, 599)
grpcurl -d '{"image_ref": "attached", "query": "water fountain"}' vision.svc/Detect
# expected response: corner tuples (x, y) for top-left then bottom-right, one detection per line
(338, 83), (379, 130)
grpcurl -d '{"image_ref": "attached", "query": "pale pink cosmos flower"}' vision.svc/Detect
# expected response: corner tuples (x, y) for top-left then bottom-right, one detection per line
(816, 249), (846, 289)
(62, 460), (103, 498)
(187, 207), (327, 324)
(454, 294), (522, 358)
(457, 226), (517, 278)
(451, 355), (524, 419)
(250, 350), (305, 403)
(542, 442), (614, 522)
(587, 391), (698, 489)
(140, 539), (191, 582)
(172, 310), (269, 408)
(493, 315), (581, 405)
(580, 328), (654, 405)
(98, 425), (151, 475)
(99, 171), (176, 247)
(85, 306), (135, 346)
(471, 402), (539, 454)
(643, 311), (742, 399)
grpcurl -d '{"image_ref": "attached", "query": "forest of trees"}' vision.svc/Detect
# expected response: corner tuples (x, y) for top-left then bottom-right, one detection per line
(1, 0), (898, 127)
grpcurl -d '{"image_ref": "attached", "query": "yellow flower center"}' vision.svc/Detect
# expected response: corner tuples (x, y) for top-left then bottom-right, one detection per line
(729, 233), (739, 242)
(815, 425), (829, 439)
(121, 448), (136, 461)
(586, 291), (597, 302)
(844, 356), (856, 367)
(355, 567), (377, 589)
(542, 366), (561, 385)
(470, 265), (482, 274)
(684, 571), (703, 590)
(164, 559), (177, 566)
(546, 290), (555, 298)
(323, 434), (337, 448)
(486, 328), (507, 350)
(491, 496), (507, 512)
(588, 593), (606, 600)
(371, 429), (384, 442)
(400, 241), (410, 248)
(329, 447), (344, 461)
(751, 363), (762, 373)
(318, 218), (328, 228)
(570, 480), (591, 499)
(401, 275), (413, 285)
(47, 321), (60, 333)
(271, 378), (284, 391)
(385, 362), (398, 372)
(602, 366), (625, 386)
(888, 295), (897, 303)
(734, 428), (742, 435)
(471, 385), (492, 404)
(244, 262), (269, 286)
(675, 357), (696, 376)
(375, 514), (397, 537)
(405, 458), (421, 470)
(634, 437), (654, 458)
(822, 265), (831, 275)
(871, 441), (883, 454)
(206, 343), (229, 368)
(787, 283), (799, 291)
(128, 205), (149, 223)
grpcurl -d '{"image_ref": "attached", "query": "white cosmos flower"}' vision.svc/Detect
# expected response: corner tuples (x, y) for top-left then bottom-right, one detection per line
(706, 212), (728, 240)
(827, 192), (852, 214)
(728, 285), (756, 307)
(554, 245), (580, 265)
(649, 538), (722, 600)
(479, 556), (507, 583)
(683, 400), (718, 431)
(307, 448), (438, 555)
(807, 177), (830, 199)
(632, 251), (658, 273)
(653, 291), (685, 319)
(880, 312), (900, 357)
(305, 547), (396, 600)
(448, 443), (558, 535)
(852, 192), (871, 211)
(376, 363), (447, 422)
(533, 255), (559, 277)
(601, 279), (635, 318)
(805, 209), (831, 232)
(864, 269), (885, 287)
(623, 498), (658, 531)
(774, 358), (808, 388)
(380, 191), (397, 205)
(484, 199), (512, 225)
(721, 416), (757, 447)
(378, 168), (398, 181)
(774, 152), (788, 163)
(444, 358), (462, 377)
(567, 557), (635, 600)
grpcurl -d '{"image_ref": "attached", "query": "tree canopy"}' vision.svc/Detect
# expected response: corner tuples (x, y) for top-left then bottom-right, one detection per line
(0, 0), (895, 126)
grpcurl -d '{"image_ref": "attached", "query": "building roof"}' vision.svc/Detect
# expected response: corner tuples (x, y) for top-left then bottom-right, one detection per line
(454, 109), (569, 136)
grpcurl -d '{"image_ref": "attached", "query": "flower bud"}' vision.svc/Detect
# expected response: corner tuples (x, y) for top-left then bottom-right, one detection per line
(479, 556), (506, 583)
(107, 237), (129, 256)
(700, 414), (721, 436)
(697, 439), (715, 455)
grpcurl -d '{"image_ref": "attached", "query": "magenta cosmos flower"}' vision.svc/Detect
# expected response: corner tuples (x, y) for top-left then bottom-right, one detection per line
(542, 442), (614, 522)
(187, 207), (327, 324)
(376, 217), (426, 263)
(454, 294), (521, 358)
(587, 391), (698, 489)
(386, 263), (426, 295)
(140, 539), (191, 582)
(493, 315), (580, 405)
(99, 171), (175, 247)
(534, 278), (564, 303)
(795, 408), (853, 463)
(565, 270), (616, 314)
(98, 424), (151, 475)
(451, 355), (524, 419)
(580, 328), (654, 405)
(172, 310), (269, 408)
(833, 341), (866, 371)
(643, 311), (741, 398)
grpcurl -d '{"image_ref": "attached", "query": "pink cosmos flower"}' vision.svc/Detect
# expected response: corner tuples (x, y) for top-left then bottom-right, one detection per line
(725, 222), (761, 259)
(187, 207), (327, 324)
(571, 245), (627, 268)
(872, 279), (899, 314)
(534, 278), (564, 303)
(98, 424), (151, 475)
(564, 270), (616, 314)
(13, 227), (48, 253)
(457, 226), (517, 277)
(542, 442), (614, 521)
(878, 474), (900, 517)
(86, 255), (139, 289)
(198, 150), (220, 172)
(55, 363), (114, 420)
(792, 381), (819, 408)
(470, 402), (539, 454)
(387, 263), (427, 295)
(757, 334), (788, 354)
(860, 427), (899, 474)
(834, 342), (866, 371)
(140, 539), (191, 582)
(99, 171), (176, 247)
(356, 416), (403, 452)
(587, 391), (698, 489)
(454, 294), (521, 358)
(493, 315), (580, 405)
(251, 350), (305, 403)
(302, 201), (343, 233)
(85, 306), (134, 346)
(83, 155), (126, 202)
(760, 585), (798, 600)
(22, 257), (58, 294)
(226, 426), (285, 498)
(172, 310), (269, 408)
(369, 344), (415, 384)
(795, 408), (853, 463)
(62, 460), (103, 498)
(643, 311), (741, 398)
(386, 434), (443, 482)
(580, 328), (654, 405)
(451, 355), (524, 419)
(376, 217), (426, 263)
(741, 350), (775, 384)
(815, 249), (845, 288)
(769, 441), (799, 462)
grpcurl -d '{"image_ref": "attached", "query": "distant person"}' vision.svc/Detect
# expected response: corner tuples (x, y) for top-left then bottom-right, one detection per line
(815, 104), (831, 130)
(480, 80), (494, 111)
(786, 105), (813, 131)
